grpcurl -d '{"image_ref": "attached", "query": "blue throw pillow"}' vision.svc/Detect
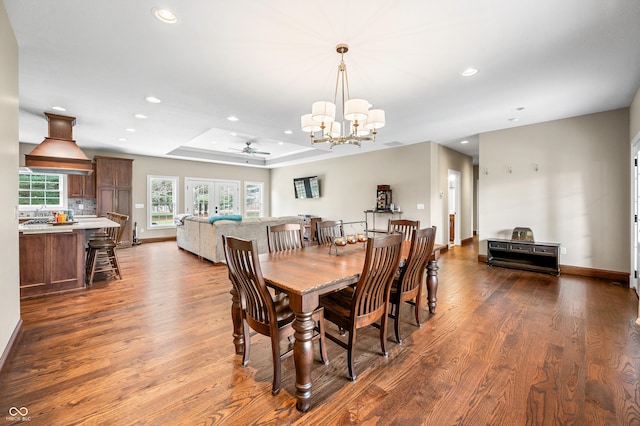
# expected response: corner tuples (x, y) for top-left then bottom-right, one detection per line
(208, 214), (243, 224)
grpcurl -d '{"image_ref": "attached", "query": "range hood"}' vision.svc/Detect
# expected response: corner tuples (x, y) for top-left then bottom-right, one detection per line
(24, 113), (93, 175)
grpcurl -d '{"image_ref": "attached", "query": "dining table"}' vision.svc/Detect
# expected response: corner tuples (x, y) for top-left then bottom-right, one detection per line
(228, 240), (444, 412)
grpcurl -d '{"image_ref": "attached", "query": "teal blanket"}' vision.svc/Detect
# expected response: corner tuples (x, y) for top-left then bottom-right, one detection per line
(208, 214), (242, 224)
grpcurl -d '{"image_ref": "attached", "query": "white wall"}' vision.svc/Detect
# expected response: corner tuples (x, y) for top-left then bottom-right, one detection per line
(19, 144), (271, 240)
(0, 1), (21, 365)
(270, 141), (474, 246)
(479, 108), (630, 273)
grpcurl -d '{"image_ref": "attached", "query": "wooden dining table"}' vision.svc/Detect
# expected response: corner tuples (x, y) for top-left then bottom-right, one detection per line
(229, 240), (444, 412)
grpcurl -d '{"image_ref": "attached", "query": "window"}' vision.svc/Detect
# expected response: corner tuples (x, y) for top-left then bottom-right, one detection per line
(148, 175), (178, 228)
(245, 181), (264, 218)
(18, 172), (65, 210)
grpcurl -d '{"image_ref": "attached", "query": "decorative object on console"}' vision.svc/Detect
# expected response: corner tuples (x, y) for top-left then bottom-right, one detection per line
(301, 43), (385, 149)
(376, 185), (392, 211)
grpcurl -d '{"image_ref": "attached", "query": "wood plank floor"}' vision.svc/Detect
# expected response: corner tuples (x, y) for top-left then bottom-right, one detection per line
(2, 240), (640, 425)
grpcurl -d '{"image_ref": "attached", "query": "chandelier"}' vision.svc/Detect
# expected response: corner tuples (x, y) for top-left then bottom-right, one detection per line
(301, 43), (385, 148)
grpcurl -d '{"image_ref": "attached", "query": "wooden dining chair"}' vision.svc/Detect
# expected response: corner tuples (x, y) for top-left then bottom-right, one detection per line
(267, 223), (305, 252)
(316, 220), (344, 245)
(388, 226), (436, 344)
(388, 219), (420, 241)
(319, 233), (403, 381)
(222, 235), (328, 395)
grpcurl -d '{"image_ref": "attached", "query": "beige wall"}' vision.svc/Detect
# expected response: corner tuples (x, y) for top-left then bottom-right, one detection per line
(632, 88), (640, 142)
(479, 108), (630, 273)
(270, 141), (474, 246)
(19, 144), (271, 240)
(0, 2), (21, 365)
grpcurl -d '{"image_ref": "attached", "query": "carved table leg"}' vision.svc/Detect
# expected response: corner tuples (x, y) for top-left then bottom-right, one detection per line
(426, 258), (439, 314)
(292, 310), (315, 412)
(230, 286), (244, 355)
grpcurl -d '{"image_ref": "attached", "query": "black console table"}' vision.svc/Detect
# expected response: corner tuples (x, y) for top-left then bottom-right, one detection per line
(487, 239), (560, 275)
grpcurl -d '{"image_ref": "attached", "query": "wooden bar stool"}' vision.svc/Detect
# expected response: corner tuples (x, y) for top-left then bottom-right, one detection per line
(86, 213), (128, 285)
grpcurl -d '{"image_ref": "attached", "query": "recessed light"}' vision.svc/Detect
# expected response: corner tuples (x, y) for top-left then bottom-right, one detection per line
(227, 116), (239, 122)
(284, 130), (293, 135)
(460, 140), (469, 144)
(118, 138), (128, 142)
(230, 132), (237, 137)
(51, 106), (66, 112)
(210, 141), (217, 145)
(153, 8), (178, 24)
(508, 117), (520, 122)
(125, 128), (136, 132)
(461, 68), (478, 77)
(145, 96), (162, 103)
(278, 141), (284, 145)
(134, 113), (148, 119)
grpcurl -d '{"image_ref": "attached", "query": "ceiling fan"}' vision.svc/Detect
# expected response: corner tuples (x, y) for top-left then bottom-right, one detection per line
(230, 141), (271, 156)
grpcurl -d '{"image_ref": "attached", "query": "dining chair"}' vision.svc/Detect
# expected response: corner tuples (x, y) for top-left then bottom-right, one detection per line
(316, 220), (344, 245)
(222, 235), (328, 395)
(267, 223), (305, 252)
(319, 233), (403, 381)
(388, 226), (436, 344)
(86, 212), (129, 285)
(388, 219), (420, 241)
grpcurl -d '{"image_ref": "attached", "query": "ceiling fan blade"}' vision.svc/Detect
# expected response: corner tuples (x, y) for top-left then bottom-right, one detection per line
(253, 150), (271, 155)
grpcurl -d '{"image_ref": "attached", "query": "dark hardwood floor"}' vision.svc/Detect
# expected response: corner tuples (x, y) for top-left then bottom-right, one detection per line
(2, 239), (640, 425)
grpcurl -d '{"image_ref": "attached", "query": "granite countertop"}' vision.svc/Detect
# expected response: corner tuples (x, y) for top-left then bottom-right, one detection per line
(19, 217), (119, 234)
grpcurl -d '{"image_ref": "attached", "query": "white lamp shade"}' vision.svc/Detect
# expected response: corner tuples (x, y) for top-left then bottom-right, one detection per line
(311, 101), (336, 123)
(344, 99), (369, 121)
(301, 114), (321, 133)
(326, 121), (341, 138)
(364, 109), (385, 130)
(350, 121), (369, 136)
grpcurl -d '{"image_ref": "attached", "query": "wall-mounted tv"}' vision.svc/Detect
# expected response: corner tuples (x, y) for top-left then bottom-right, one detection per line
(294, 176), (320, 199)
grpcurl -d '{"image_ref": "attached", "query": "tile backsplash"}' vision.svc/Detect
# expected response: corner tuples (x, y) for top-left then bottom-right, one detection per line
(68, 198), (96, 215)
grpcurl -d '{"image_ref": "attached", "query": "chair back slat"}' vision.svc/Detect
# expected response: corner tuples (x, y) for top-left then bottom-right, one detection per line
(398, 227), (436, 294)
(267, 223), (304, 252)
(316, 220), (344, 245)
(388, 219), (420, 241)
(352, 234), (403, 324)
(223, 235), (275, 330)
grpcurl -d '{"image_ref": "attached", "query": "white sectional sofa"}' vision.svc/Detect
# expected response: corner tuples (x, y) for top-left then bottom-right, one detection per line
(176, 215), (303, 263)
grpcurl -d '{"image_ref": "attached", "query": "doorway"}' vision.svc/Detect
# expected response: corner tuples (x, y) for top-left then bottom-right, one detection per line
(632, 138), (640, 293)
(184, 178), (240, 217)
(448, 169), (461, 246)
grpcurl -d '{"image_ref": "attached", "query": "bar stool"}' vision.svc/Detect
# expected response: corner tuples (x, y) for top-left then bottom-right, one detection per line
(86, 212), (128, 285)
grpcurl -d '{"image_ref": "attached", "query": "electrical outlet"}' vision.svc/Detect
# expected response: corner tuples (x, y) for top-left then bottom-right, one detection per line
(561, 247), (567, 255)
(417, 203), (425, 210)
(135, 203), (144, 209)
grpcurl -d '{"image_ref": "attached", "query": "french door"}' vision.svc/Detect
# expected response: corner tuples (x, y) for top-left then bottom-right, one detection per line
(633, 142), (640, 293)
(184, 178), (240, 217)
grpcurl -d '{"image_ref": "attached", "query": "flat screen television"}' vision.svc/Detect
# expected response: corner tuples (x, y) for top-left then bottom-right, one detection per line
(293, 176), (320, 199)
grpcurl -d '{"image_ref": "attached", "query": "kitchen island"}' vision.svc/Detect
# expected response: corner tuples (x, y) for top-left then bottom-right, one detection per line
(18, 217), (119, 298)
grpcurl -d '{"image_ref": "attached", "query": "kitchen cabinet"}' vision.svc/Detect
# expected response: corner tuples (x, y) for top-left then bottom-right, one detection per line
(95, 156), (133, 247)
(19, 230), (85, 298)
(67, 163), (96, 198)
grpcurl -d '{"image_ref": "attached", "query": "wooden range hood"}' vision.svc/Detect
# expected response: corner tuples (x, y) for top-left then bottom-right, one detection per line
(24, 113), (93, 175)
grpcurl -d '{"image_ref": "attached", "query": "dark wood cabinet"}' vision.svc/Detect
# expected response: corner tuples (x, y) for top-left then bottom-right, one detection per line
(487, 238), (560, 275)
(19, 230), (85, 298)
(95, 156), (133, 247)
(67, 163), (96, 198)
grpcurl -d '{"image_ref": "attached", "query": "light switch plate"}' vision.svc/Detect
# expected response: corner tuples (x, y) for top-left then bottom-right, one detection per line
(135, 203), (144, 209)
(417, 203), (425, 210)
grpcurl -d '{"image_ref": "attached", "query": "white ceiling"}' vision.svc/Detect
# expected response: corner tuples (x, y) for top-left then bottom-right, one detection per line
(5, 1), (640, 168)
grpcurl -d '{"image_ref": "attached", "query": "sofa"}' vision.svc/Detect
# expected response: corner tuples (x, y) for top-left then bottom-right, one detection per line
(176, 215), (304, 263)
